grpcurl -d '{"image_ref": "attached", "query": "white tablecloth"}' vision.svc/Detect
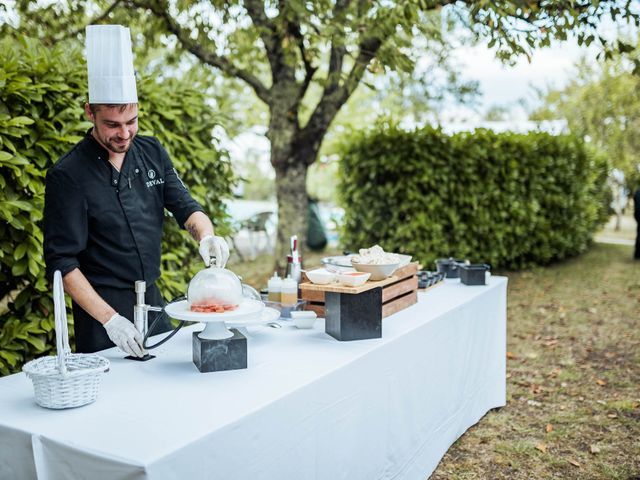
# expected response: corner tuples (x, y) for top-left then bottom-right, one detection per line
(0, 277), (507, 480)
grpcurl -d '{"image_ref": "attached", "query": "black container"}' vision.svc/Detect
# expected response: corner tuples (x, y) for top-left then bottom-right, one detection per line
(459, 263), (490, 286)
(435, 258), (466, 279)
(417, 270), (445, 289)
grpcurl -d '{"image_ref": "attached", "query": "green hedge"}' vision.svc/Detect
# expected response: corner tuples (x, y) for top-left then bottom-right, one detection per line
(0, 36), (234, 376)
(338, 124), (610, 270)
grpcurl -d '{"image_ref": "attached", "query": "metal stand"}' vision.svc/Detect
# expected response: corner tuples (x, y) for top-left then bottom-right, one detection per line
(125, 280), (163, 361)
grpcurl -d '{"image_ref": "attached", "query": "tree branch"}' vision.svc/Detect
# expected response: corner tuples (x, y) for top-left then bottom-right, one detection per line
(244, 0), (294, 90)
(243, 0), (277, 54)
(325, 0), (352, 94)
(128, 0), (271, 104)
(299, 35), (383, 161)
(286, 17), (317, 104)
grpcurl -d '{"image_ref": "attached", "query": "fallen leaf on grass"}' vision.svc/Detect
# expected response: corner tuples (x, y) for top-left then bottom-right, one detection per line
(506, 351), (517, 360)
(568, 459), (581, 468)
(589, 445), (601, 454)
(546, 424), (553, 433)
(607, 413), (618, 419)
(530, 384), (543, 394)
(596, 379), (607, 386)
(535, 443), (547, 453)
(587, 307), (597, 314)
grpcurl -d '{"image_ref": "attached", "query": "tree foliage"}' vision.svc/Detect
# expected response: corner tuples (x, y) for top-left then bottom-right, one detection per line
(0, 34), (234, 376)
(532, 49), (640, 188)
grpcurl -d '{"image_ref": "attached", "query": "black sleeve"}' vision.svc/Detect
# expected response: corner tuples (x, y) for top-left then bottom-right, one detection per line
(634, 190), (640, 222)
(43, 168), (88, 281)
(156, 139), (204, 228)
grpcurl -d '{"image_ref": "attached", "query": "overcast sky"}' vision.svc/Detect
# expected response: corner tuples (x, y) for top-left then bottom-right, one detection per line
(446, 38), (595, 122)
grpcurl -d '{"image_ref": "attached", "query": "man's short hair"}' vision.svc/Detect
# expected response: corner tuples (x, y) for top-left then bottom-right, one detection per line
(88, 103), (137, 115)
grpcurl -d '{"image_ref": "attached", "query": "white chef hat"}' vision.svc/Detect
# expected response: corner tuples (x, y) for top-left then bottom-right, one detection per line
(85, 25), (138, 104)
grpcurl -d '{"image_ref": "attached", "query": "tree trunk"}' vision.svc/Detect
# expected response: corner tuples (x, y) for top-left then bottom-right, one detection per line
(273, 160), (309, 273)
(267, 75), (328, 273)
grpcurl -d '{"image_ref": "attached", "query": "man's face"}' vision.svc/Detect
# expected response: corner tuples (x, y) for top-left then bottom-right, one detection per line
(85, 104), (138, 154)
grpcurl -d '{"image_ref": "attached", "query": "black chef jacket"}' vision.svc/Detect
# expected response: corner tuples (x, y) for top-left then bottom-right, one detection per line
(44, 130), (204, 288)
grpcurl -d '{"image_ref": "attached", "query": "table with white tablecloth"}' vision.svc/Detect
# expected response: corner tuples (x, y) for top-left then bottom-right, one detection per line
(0, 277), (507, 480)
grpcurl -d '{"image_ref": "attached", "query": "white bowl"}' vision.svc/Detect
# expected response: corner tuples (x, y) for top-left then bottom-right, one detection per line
(305, 268), (336, 285)
(351, 261), (399, 281)
(397, 254), (412, 267)
(336, 271), (371, 287)
(290, 310), (317, 329)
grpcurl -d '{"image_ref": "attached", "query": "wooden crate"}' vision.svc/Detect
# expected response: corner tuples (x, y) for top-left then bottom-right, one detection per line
(300, 262), (419, 318)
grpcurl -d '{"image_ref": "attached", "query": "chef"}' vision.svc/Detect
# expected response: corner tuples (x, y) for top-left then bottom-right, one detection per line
(43, 25), (229, 357)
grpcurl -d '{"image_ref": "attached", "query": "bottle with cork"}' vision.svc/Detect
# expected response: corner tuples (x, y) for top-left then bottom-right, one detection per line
(286, 235), (302, 284)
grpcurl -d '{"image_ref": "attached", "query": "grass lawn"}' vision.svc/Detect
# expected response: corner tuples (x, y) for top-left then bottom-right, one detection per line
(432, 242), (639, 480)
(229, 241), (639, 479)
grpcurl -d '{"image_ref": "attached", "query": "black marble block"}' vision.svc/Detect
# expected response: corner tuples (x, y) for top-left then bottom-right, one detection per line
(325, 287), (382, 341)
(192, 329), (247, 373)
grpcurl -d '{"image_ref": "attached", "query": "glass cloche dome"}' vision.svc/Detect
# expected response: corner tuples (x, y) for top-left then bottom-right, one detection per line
(187, 265), (244, 313)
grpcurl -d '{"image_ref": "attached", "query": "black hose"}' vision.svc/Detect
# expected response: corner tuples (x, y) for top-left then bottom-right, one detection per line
(143, 296), (186, 349)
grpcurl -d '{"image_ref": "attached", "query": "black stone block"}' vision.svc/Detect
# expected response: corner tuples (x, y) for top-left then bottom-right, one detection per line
(325, 288), (382, 341)
(192, 329), (247, 373)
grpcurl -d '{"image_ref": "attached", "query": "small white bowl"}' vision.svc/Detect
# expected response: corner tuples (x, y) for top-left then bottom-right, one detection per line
(337, 271), (371, 287)
(290, 310), (317, 329)
(351, 262), (399, 281)
(305, 268), (336, 285)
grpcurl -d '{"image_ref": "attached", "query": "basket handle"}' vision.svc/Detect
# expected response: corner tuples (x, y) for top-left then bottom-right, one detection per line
(53, 271), (69, 374)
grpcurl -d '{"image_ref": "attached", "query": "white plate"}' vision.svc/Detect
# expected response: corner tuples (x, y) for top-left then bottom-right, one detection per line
(322, 253), (412, 269)
(164, 298), (264, 322)
(226, 307), (280, 328)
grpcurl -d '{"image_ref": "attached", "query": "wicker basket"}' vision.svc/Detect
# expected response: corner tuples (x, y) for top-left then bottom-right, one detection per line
(23, 271), (110, 409)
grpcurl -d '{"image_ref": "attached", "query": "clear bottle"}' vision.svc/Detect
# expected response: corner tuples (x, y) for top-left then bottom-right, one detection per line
(280, 275), (298, 306)
(267, 272), (282, 302)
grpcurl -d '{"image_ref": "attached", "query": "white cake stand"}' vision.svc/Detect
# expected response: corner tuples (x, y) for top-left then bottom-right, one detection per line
(164, 298), (278, 339)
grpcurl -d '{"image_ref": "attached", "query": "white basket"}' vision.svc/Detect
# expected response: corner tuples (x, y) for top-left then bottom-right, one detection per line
(23, 271), (110, 409)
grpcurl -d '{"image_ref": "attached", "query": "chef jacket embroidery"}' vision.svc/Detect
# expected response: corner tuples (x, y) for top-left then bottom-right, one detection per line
(144, 168), (164, 188)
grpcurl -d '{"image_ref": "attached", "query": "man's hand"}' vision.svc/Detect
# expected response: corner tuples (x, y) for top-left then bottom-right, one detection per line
(199, 235), (230, 268)
(103, 314), (145, 357)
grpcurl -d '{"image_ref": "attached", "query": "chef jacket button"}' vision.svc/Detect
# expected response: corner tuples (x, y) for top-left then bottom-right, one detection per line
(135, 168), (139, 173)
(113, 179), (118, 185)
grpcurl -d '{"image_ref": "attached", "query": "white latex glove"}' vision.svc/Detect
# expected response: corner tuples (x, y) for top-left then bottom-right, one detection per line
(199, 235), (230, 268)
(103, 314), (145, 357)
